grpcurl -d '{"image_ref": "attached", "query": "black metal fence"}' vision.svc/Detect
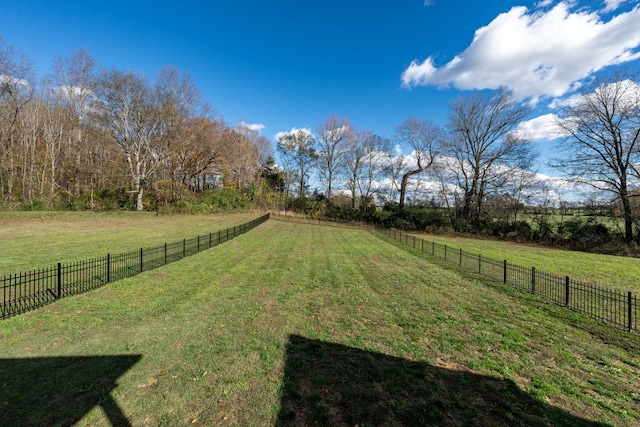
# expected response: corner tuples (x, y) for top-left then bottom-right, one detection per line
(376, 226), (638, 333)
(270, 213), (373, 230)
(1, 214), (270, 319)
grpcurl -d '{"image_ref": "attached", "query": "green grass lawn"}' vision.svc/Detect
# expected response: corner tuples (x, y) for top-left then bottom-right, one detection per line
(0, 211), (259, 274)
(1, 218), (639, 426)
(409, 231), (640, 292)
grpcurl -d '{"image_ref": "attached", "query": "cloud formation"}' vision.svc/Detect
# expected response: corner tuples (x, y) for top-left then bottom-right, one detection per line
(603, 0), (628, 12)
(274, 127), (314, 141)
(513, 113), (568, 141)
(401, 2), (640, 102)
(239, 121), (265, 133)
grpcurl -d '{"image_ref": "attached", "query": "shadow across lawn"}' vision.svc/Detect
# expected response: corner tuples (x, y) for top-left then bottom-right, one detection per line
(276, 335), (603, 427)
(0, 354), (141, 426)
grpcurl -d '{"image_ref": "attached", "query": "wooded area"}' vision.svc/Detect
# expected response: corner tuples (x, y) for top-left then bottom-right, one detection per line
(1, 37), (640, 244)
(0, 42), (271, 211)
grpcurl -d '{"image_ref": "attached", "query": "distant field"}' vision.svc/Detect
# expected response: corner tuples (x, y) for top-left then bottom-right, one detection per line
(410, 231), (640, 292)
(1, 220), (638, 426)
(0, 211), (259, 274)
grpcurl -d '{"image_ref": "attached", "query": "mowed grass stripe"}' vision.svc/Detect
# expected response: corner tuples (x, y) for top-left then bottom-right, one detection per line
(410, 231), (640, 292)
(1, 220), (638, 426)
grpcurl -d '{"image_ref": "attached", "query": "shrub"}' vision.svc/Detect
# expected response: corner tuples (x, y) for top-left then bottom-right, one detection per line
(558, 218), (611, 247)
(18, 199), (48, 211)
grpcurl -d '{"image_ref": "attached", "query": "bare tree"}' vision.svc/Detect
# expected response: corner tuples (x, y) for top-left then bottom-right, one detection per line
(236, 124), (273, 173)
(220, 127), (261, 189)
(51, 48), (99, 197)
(0, 37), (35, 204)
(94, 69), (162, 210)
(153, 66), (214, 195)
(446, 89), (534, 225)
(554, 73), (640, 242)
(40, 94), (74, 202)
(395, 117), (443, 208)
(165, 117), (223, 196)
(317, 115), (352, 201)
(277, 129), (317, 199)
(341, 131), (390, 209)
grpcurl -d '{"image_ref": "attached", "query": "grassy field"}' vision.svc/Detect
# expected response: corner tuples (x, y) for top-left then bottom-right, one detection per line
(409, 231), (640, 292)
(1, 217), (639, 426)
(0, 211), (259, 274)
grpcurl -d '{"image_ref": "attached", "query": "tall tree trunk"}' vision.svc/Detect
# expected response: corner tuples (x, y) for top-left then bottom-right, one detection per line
(620, 187), (634, 243)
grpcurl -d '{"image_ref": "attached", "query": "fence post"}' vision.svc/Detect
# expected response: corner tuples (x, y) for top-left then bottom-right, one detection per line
(107, 254), (111, 284)
(57, 262), (62, 299)
(531, 267), (536, 294)
(164, 243), (167, 265)
(421, 239), (424, 253)
(140, 248), (143, 272)
(432, 241), (435, 256)
(183, 239), (186, 258)
(209, 232), (212, 248)
(219, 230), (221, 244)
(565, 276), (570, 306)
(459, 248), (462, 266)
(478, 254), (481, 274)
(198, 236), (200, 253)
(629, 291), (633, 332)
(503, 260), (507, 284)
(444, 245), (447, 262)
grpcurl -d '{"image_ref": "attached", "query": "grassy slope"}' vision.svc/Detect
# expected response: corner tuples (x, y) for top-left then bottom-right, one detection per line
(1, 220), (639, 426)
(410, 231), (640, 292)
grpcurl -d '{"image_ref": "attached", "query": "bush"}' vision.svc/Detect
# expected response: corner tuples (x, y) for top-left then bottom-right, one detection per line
(558, 218), (611, 247)
(198, 188), (251, 211)
(18, 199), (48, 211)
(360, 204), (451, 231)
(94, 187), (134, 210)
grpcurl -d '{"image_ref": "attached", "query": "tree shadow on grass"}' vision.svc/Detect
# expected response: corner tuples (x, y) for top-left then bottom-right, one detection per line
(277, 335), (604, 427)
(0, 355), (141, 426)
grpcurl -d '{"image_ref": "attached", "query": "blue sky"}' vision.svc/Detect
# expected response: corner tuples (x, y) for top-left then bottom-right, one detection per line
(1, 0), (639, 174)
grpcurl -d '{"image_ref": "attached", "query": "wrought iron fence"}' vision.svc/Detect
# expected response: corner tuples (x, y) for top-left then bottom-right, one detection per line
(5, 212), (636, 334)
(1, 214), (270, 319)
(376, 226), (638, 333)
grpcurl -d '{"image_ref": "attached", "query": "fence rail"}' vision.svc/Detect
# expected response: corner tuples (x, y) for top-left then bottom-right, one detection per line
(270, 213), (373, 230)
(376, 226), (638, 333)
(1, 214), (270, 319)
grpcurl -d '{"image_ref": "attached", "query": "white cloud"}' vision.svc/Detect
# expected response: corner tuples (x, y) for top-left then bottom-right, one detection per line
(536, 0), (555, 7)
(603, 0), (628, 12)
(0, 74), (29, 88)
(274, 127), (313, 141)
(239, 121), (265, 133)
(513, 113), (569, 141)
(401, 2), (640, 102)
(320, 125), (351, 142)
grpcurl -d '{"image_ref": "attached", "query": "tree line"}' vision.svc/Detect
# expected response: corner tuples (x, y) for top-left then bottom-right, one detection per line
(2, 37), (640, 245)
(272, 94), (538, 235)
(0, 40), (271, 211)
(274, 71), (640, 245)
